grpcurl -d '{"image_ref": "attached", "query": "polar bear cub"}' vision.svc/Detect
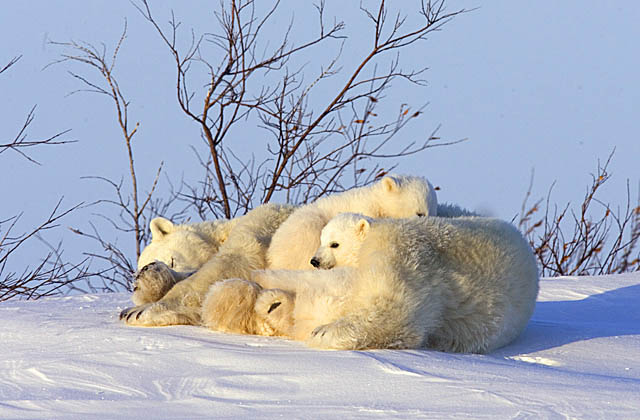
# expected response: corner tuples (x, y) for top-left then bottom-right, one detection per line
(267, 175), (438, 271)
(203, 213), (539, 353)
(132, 217), (238, 305)
(203, 268), (355, 340)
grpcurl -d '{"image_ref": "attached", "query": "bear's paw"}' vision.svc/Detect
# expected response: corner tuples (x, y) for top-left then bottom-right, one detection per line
(132, 261), (180, 305)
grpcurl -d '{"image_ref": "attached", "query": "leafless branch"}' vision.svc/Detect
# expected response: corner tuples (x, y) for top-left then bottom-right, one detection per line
(1, 57), (74, 164)
(49, 21), (169, 288)
(0, 200), (93, 301)
(134, 0), (466, 217)
(1, 56), (88, 300)
(518, 151), (640, 276)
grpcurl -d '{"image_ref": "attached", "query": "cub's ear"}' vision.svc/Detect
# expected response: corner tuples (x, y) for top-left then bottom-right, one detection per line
(356, 218), (370, 239)
(381, 176), (398, 192)
(150, 217), (175, 240)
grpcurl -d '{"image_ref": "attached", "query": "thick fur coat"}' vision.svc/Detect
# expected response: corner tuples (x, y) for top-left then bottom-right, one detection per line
(120, 175), (439, 327)
(132, 217), (238, 305)
(266, 175), (438, 270)
(202, 214), (539, 353)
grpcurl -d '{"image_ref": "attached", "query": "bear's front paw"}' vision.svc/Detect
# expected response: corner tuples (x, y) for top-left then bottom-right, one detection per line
(254, 289), (294, 337)
(308, 319), (359, 350)
(119, 303), (155, 325)
(119, 301), (197, 326)
(132, 261), (178, 305)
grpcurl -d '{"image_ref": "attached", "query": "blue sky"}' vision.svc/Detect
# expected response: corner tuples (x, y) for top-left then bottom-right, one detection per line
(2, 1), (639, 273)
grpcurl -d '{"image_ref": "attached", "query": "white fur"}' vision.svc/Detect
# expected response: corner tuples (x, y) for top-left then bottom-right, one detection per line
(123, 175), (439, 327)
(205, 213), (539, 353)
(138, 217), (238, 272)
(311, 213), (373, 269)
(267, 175), (438, 270)
(121, 204), (296, 325)
(131, 217), (238, 305)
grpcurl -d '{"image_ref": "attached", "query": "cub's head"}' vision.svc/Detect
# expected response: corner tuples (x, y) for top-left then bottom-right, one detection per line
(376, 175), (437, 219)
(137, 217), (230, 273)
(310, 213), (372, 269)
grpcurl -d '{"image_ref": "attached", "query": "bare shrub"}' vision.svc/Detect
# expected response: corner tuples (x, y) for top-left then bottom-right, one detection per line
(50, 0), (466, 291)
(1, 56), (73, 164)
(1, 57), (92, 301)
(518, 152), (640, 277)
(48, 22), (182, 292)
(134, 0), (466, 217)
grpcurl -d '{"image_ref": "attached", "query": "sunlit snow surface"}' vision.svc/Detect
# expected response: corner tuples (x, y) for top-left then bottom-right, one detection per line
(2, 274), (639, 418)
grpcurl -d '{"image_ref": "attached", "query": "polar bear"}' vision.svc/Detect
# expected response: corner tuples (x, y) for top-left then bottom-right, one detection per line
(121, 203), (296, 325)
(202, 213), (539, 353)
(267, 175), (438, 270)
(131, 217), (239, 305)
(120, 175), (438, 327)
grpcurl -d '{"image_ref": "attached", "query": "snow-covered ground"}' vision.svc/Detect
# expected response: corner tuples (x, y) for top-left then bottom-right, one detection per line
(2, 273), (639, 419)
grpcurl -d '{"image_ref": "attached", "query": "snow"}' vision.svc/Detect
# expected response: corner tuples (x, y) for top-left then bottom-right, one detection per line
(2, 273), (639, 418)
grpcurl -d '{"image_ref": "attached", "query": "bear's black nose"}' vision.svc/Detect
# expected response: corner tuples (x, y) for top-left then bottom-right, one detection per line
(310, 258), (320, 268)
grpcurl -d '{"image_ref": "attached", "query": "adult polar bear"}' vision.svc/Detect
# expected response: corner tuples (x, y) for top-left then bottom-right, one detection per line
(120, 175), (438, 326)
(132, 217), (240, 305)
(202, 213), (539, 353)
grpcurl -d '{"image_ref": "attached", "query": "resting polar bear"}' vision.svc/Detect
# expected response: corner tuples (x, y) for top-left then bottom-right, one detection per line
(267, 175), (438, 270)
(202, 213), (539, 353)
(132, 217), (239, 305)
(120, 175), (438, 326)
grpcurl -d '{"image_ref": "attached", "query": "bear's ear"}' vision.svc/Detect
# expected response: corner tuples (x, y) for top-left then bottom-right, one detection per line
(381, 176), (398, 192)
(150, 217), (175, 240)
(356, 218), (370, 239)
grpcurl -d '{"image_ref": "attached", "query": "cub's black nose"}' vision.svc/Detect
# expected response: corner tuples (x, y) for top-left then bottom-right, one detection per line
(310, 258), (320, 268)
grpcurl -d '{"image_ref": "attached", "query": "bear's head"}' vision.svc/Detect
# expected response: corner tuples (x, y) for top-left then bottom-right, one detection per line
(137, 217), (231, 273)
(376, 175), (438, 219)
(310, 213), (372, 269)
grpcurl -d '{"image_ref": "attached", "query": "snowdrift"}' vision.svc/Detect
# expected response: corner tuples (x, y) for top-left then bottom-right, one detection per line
(2, 273), (639, 418)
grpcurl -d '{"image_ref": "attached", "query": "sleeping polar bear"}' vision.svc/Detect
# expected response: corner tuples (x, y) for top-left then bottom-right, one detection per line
(202, 213), (539, 353)
(121, 175), (440, 326)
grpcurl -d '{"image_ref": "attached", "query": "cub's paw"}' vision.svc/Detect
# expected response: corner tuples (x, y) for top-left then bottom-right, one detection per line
(132, 261), (179, 305)
(254, 289), (294, 337)
(307, 319), (358, 350)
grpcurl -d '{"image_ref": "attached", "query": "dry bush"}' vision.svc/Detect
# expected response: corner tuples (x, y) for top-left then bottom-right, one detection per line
(48, 22), (178, 292)
(1, 56), (93, 301)
(518, 152), (640, 277)
(133, 0), (466, 218)
(50, 0), (466, 291)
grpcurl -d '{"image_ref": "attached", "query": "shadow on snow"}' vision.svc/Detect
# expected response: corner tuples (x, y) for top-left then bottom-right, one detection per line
(498, 283), (640, 356)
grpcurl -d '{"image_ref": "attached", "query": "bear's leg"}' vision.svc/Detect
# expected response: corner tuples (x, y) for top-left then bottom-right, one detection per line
(201, 279), (262, 334)
(119, 295), (202, 326)
(307, 299), (425, 350)
(120, 253), (258, 326)
(307, 317), (361, 350)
